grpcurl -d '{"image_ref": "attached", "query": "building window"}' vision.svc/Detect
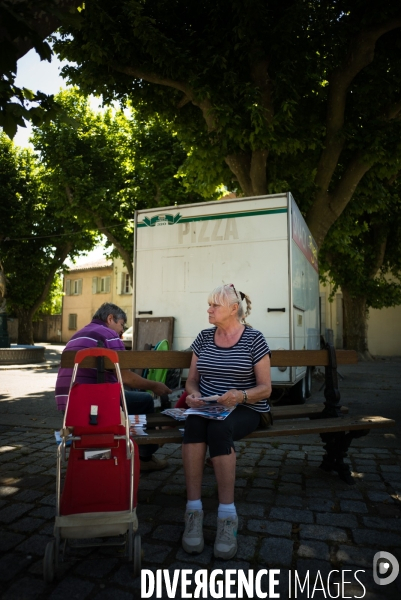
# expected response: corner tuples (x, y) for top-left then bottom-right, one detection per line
(92, 276), (111, 294)
(68, 314), (77, 330)
(65, 279), (82, 295)
(121, 272), (131, 294)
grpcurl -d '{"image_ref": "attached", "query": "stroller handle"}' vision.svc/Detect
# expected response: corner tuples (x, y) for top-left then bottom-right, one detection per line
(74, 348), (119, 364)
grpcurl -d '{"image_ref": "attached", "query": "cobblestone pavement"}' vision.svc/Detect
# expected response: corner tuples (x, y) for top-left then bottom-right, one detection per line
(0, 350), (400, 599)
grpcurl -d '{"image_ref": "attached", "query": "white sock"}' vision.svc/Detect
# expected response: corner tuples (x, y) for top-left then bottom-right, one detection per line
(218, 502), (237, 520)
(186, 499), (202, 512)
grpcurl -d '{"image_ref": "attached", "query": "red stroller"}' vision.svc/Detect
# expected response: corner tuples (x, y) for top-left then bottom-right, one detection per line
(44, 348), (141, 582)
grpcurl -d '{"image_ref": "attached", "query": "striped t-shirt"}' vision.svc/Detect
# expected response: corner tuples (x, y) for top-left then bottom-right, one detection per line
(55, 319), (125, 411)
(191, 326), (271, 413)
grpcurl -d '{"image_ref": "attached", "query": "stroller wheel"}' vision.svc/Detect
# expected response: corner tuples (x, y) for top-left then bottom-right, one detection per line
(133, 534), (141, 578)
(43, 540), (55, 583)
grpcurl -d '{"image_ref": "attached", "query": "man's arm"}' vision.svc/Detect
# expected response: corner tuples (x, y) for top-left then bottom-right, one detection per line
(121, 370), (172, 397)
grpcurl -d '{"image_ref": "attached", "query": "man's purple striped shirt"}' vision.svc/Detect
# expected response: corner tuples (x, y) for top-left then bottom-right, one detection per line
(55, 319), (125, 411)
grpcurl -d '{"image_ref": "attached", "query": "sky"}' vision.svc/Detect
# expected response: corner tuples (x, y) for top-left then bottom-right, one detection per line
(14, 49), (103, 147)
(14, 49), (106, 264)
(14, 49), (66, 147)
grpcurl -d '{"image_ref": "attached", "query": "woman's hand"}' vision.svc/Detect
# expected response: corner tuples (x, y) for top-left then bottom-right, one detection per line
(218, 389), (241, 408)
(186, 393), (206, 408)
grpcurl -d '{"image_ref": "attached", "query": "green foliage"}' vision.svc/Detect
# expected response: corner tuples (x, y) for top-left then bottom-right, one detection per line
(0, 131), (96, 341)
(34, 271), (63, 317)
(0, 0), (79, 138)
(51, 0), (401, 225)
(31, 89), (206, 266)
(126, 106), (210, 207)
(54, 0), (316, 164)
(319, 169), (401, 310)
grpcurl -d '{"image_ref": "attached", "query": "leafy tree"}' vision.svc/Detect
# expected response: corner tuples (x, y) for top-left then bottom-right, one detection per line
(319, 169), (401, 356)
(0, 0), (81, 137)
(34, 271), (63, 317)
(53, 0), (401, 249)
(31, 89), (205, 281)
(0, 132), (96, 344)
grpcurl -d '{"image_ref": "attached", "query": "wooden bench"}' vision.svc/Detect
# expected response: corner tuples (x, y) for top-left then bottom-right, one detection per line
(60, 345), (395, 485)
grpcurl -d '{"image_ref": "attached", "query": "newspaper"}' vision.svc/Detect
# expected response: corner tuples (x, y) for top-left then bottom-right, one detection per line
(163, 404), (236, 421)
(84, 449), (111, 460)
(162, 408), (187, 421)
(197, 395), (219, 404)
(185, 405), (236, 420)
(129, 414), (148, 436)
(129, 415), (147, 427)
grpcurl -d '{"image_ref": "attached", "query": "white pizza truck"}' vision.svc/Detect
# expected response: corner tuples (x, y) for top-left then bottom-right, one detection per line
(133, 192), (320, 403)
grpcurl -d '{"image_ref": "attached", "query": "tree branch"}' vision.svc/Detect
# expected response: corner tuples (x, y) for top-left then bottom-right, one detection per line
(368, 227), (387, 280)
(224, 153), (253, 197)
(177, 95), (191, 109)
(315, 14), (401, 196)
(387, 171), (399, 187)
(64, 184), (133, 280)
(386, 97), (401, 120)
(250, 58), (274, 126)
(330, 154), (373, 218)
(154, 183), (162, 206)
(65, 184), (74, 204)
(30, 241), (73, 316)
(250, 149), (269, 195)
(92, 215), (133, 282)
(110, 62), (217, 131)
(308, 153), (373, 247)
(0, 0), (81, 62)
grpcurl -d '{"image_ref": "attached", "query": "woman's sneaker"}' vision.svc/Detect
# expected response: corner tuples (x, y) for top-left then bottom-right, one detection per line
(214, 516), (238, 559)
(182, 510), (204, 554)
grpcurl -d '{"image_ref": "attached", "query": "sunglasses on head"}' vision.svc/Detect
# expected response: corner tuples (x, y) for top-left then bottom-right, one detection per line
(228, 283), (245, 301)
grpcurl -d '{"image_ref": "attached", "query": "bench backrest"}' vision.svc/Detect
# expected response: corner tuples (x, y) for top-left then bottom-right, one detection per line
(60, 348), (357, 370)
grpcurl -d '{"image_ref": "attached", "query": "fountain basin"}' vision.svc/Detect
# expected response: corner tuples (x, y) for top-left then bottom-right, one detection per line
(0, 345), (45, 365)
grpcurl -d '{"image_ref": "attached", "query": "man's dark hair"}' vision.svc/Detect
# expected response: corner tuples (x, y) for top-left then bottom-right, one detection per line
(93, 303), (127, 324)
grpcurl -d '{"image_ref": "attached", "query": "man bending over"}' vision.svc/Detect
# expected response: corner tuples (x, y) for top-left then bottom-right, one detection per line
(55, 302), (171, 472)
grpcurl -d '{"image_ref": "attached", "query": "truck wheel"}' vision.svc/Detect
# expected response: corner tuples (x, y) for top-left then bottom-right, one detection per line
(305, 367), (313, 398)
(290, 376), (307, 405)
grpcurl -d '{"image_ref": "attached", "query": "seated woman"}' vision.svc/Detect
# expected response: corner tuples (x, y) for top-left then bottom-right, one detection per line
(182, 284), (272, 560)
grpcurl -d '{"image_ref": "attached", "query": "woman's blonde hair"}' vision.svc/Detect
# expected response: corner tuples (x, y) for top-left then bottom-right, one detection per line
(208, 284), (252, 325)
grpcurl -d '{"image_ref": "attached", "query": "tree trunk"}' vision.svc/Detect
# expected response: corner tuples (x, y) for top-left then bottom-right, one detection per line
(225, 150), (269, 197)
(342, 287), (372, 360)
(16, 307), (35, 345)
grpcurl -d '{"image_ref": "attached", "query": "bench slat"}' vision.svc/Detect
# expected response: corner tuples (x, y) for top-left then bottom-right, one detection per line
(132, 415), (395, 445)
(60, 349), (358, 369)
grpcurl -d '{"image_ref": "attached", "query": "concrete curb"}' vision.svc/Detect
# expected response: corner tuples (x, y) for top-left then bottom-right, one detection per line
(0, 361), (60, 371)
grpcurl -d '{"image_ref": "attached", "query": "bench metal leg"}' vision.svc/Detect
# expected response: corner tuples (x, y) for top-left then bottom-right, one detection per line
(319, 429), (370, 485)
(316, 345), (371, 484)
(322, 343), (342, 418)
